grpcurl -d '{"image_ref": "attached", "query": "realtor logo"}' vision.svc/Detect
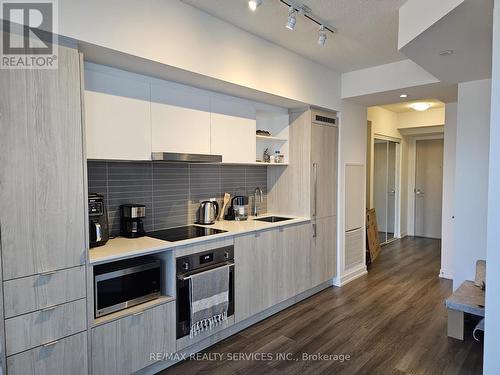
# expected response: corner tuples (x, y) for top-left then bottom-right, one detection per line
(1, 0), (58, 69)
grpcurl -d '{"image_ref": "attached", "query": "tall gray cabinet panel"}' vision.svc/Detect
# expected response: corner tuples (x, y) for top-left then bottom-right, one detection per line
(0, 44), (86, 280)
(311, 119), (338, 219)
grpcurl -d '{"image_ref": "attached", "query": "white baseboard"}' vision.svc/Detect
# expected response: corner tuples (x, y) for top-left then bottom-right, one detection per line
(439, 268), (453, 280)
(333, 264), (367, 287)
(400, 232), (408, 238)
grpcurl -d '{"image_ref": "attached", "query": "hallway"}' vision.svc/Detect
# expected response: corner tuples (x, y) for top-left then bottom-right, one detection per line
(163, 237), (483, 375)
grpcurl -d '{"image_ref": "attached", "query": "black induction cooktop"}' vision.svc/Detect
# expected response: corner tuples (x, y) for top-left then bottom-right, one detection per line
(147, 225), (227, 242)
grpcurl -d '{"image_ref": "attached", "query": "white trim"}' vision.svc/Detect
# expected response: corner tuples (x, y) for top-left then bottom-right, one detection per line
(333, 264), (367, 287)
(439, 268), (453, 280)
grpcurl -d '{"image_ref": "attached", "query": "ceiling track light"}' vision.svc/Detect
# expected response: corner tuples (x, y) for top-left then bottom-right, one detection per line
(286, 6), (297, 30)
(279, 0), (337, 35)
(318, 25), (327, 46)
(248, 0), (262, 12)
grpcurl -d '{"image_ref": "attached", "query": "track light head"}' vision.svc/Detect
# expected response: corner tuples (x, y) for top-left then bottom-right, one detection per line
(286, 6), (296, 30)
(318, 25), (327, 46)
(248, 0), (262, 12)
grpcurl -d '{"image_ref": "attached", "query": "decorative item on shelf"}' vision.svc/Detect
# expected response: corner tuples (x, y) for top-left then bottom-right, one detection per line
(256, 129), (272, 136)
(263, 148), (271, 163)
(270, 150), (285, 164)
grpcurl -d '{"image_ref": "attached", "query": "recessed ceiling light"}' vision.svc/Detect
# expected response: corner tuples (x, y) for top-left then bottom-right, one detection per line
(318, 25), (327, 46)
(439, 49), (454, 56)
(410, 103), (431, 112)
(248, 0), (262, 12)
(286, 6), (296, 30)
(400, 94), (408, 98)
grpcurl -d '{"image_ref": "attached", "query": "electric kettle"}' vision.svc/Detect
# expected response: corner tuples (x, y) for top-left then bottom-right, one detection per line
(198, 200), (219, 225)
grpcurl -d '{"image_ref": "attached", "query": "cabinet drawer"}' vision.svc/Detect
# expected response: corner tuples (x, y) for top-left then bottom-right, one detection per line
(5, 298), (87, 356)
(6, 331), (88, 375)
(92, 302), (175, 375)
(3, 266), (86, 318)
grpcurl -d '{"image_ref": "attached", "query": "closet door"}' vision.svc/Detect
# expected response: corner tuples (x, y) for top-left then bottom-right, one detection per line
(0, 45), (86, 279)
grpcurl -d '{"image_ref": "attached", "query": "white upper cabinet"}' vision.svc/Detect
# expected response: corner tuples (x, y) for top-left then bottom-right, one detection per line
(84, 66), (152, 160)
(151, 83), (211, 154)
(210, 97), (256, 163)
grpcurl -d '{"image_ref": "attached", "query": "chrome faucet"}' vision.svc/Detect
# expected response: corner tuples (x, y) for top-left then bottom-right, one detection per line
(253, 187), (263, 216)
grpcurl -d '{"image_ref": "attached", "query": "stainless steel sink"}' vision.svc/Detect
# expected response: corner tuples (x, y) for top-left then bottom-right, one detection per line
(254, 216), (293, 223)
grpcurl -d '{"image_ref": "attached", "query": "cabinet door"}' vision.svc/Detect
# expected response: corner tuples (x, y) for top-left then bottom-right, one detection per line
(84, 66), (151, 160)
(0, 45), (86, 280)
(282, 223), (311, 297)
(91, 302), (175, 375)
(310, 217), (337, 286)
(151, 84), (211, 154)
(311, 124), (338, 219)
(210, 98), (256, 163)
(7, 332), (88, 375)
(234, 230), (278, 322)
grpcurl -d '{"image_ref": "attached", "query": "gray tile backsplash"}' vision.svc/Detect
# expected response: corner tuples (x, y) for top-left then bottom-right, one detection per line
(87, 161), (268, 236)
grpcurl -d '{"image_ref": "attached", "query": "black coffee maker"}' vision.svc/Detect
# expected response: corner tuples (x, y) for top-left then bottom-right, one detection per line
(89, 193), (109, 248)
(120, 204), (146, 238)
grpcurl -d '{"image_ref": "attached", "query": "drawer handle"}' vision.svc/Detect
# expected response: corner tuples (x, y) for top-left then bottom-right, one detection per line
(40, 270), (57, 277)
(42, 340), (59, 348)
(132, 311), (144, 317)
(41, 305), (58, 312)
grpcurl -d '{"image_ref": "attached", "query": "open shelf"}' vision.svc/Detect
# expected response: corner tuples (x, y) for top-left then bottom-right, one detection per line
(256, 135), (288, 142)
(92, 295), (175, 327)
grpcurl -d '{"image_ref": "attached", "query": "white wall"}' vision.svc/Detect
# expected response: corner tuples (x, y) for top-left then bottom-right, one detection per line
(337, 100), (368, 284)
(341, 60), (439, 99)
(453, 79), (491, 290)
(484, 0), (500, 371)
(58, 0), (341, 111)
(441, 103), (457, 279)
(398, 108), (445, 128)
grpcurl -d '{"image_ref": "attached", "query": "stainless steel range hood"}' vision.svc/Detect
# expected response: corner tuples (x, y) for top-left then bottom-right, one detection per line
(151, 152), (222, 163)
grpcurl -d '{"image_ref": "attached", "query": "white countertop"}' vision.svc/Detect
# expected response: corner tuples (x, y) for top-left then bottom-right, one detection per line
(89, 214), (310, 264)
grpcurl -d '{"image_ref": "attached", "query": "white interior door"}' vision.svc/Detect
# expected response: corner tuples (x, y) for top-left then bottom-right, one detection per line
(414, 139), (444, 238)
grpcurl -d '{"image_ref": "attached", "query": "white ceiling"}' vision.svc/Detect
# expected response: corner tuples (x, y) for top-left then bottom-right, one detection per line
(400, 0), (493, 83)
(182, 0), (408, 73)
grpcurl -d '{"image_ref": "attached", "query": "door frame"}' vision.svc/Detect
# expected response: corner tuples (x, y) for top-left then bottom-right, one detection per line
(407, 134), (444, 236)
(372, 134), (402, 242)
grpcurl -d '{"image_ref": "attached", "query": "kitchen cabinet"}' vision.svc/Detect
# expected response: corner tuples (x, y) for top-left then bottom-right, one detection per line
(91, 302), (175, 375)
(311, 116), (338, 219)
(84, 66), (152, 160)
(7, 332), (88, 375)
(3, 266), (86, 318)
(310, 216), (337, 287)
(210, 97), (256, 163)
(235, 223), (310, 322)
(151, 83), (211, 154)
(0, 44), (86, 280)
(5, 298), (87, 356)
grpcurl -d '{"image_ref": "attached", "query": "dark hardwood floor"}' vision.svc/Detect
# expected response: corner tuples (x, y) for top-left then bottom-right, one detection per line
(161, 237), (483, 375)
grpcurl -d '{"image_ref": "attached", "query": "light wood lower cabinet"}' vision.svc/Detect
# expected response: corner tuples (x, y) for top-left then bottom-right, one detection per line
(91, 302), (175, 375)
(3, 266), (86, 318)
(235, 223), (310, 322)
(6, 332), (88, 375)
(310, 217), (337, 287)
(4, 298), (87, 356)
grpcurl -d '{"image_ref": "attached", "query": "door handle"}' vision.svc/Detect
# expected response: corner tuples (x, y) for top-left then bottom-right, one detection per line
(94, 222), (102, 242)
(312, 163), (318, 218)
(312, 223), (317, 238)
(415, 189), (424, 196)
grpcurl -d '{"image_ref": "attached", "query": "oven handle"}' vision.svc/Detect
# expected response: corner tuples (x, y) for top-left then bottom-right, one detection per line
(177, 262), (234, 281)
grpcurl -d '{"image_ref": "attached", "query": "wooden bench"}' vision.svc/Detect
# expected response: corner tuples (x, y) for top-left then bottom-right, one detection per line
(445, 260), (486, 340)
